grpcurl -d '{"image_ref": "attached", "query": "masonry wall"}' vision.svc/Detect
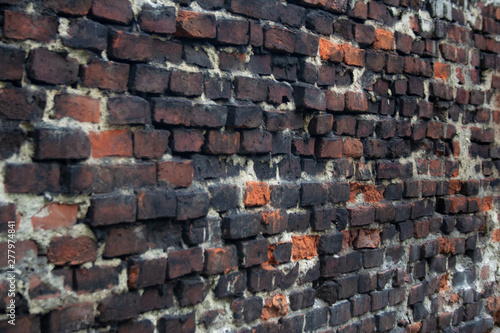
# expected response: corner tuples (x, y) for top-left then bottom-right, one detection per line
(0, 0), (500, 332)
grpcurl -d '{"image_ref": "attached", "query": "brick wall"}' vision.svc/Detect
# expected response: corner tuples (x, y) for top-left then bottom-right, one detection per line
(0, 0), (499, 332)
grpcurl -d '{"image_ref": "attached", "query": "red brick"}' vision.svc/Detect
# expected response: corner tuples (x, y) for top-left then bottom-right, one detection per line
(171, 128), (204, 153)
(138, 5), (176, 34)
(315, 137), (342, 158)
(128, 258), (168, 289)
(54, 94), (100, 123)
(47, 236), (97, 265)
(134, 129), (170, 159)
(395, 32), (413, 54)
(131, 64), (170, 94)
(44, 0), (93, 15)
(82, 60), (130, 92)
(108, 30), (153, 62)
(34, 127), (91, 160)
(167, 247), (203, 279)
(91, 0), (134, 25)
(346, 91), (368, 112)
(204, 131), (240, 154)
(104, 225), (147, 258)
(264, 27), (296, 53)
(90, 129), (133, 158)
(0, 45), (25, 81)
(341, 44), (365, 67)
(240, 130), (273, 154)
(217, 19), (249, 45)
(244, 181), (270, 207)
(31, 203), (78, 230)
(27, 48), (79, 85)
(175, 10), (216, 38)
(3, 10), (57, 42)
(4, 163), (60, 194)
(157, 160), (194, 188)
(43, 303), (95, 333)
(88, 193), (136, 226)
(169, 69), (203, 96)
(343, 138), (363, 158)
(319, 38), (343, 62)
(204, 246), (238, 275)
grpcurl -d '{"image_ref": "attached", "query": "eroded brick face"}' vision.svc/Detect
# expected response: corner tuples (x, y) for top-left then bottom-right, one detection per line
(0, 0), (499, 332)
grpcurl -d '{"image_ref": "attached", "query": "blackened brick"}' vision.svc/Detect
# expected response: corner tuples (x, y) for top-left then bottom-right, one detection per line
(305, 307), (328, 331)
(290, 288), (316, 310)
(300, 182), (328, 206)
(167, 247), (203, 279)
(232, 297), (263, 324)
(176, 190), (209, 220)
(330, 300), (351, 326)
(209, 184), (239, 212)
(222, 213), (261, 239)
(175, 276), (209, 307)
(215, 271), (246, 298)
(158, 312), (196, 333)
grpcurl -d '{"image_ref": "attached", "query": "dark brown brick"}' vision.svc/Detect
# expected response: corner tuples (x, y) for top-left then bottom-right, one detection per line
(91, 0), (134, 25)
(27, 48), (78, 85)
(167, 247), (203, 279)
(4, 10), (57, 42)
(138, 5), (176, 34)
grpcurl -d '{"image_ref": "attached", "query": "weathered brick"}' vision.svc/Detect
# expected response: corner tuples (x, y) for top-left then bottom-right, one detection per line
(4, 10), (57, 42)
(158, 312), (196, 333)
(237, 238), (268, 268)
(169, 69), (203, 96)
(175, 276), (209, 306)
(222, 213), (261, 239)
(91, 0), (133, 24)
(175, 10), (216, 39)
(217, 19), (249, 45)
(43, 303), (95, 332)
(293, 83), (326, 110)
(104, 225), (147, 258)
(98, 292), (141, 322)
(88, 193), (136, 226)
(47, 236), (97, 265)
(264, 27), (295, 53)
(138, 5), (176, 34)
(82, 59), (129, 92)
(5, 163), (60, 194)
(27, 48), (78, 85)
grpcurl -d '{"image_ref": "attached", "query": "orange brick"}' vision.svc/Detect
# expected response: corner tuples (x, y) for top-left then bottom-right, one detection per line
(291, 235), (318, 261)
(434, 62), (450, 80)
(319, 38), (343, 62)
(349, 183), (384, 203)
(482, 196), (493, 211)
(32, 203), (78, 230)
(89, 129), (132, 158)
(261, 293), (288, 320)
(492, 229), (500, 242)
(354, 229), (380, 249)
(341, 44), (365, 67)
(244, 181), (270, 207)
(373, 29), (395, 50)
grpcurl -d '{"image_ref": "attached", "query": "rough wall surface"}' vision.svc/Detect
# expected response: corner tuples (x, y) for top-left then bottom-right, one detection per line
(0, 0), (500, 332)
